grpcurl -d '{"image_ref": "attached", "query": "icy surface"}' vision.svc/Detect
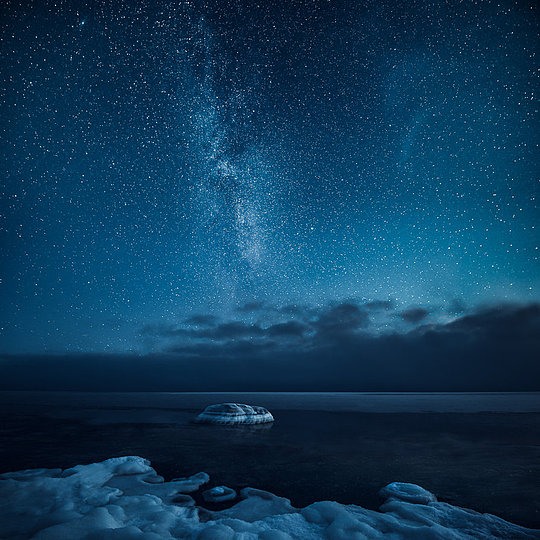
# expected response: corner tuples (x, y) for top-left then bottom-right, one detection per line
(195, 402), (274, 424)
(1, 456), (539, 540)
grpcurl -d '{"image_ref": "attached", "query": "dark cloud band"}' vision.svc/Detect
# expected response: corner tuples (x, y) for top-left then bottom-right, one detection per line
(2, 302), (539, 392)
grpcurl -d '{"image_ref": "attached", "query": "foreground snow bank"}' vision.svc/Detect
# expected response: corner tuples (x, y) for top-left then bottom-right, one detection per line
(1, 456), (538, 539)
(195, 403), (274, 424)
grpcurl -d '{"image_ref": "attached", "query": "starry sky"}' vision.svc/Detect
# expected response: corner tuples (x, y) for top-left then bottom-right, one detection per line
(0, 0), (539, 389)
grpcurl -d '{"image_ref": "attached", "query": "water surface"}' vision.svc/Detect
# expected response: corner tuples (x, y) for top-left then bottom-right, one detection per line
(1, 392), (539, 527)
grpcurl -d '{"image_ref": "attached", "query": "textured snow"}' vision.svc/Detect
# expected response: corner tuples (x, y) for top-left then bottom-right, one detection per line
(195, 403), (274, 424)
(1, 456), (538, 540)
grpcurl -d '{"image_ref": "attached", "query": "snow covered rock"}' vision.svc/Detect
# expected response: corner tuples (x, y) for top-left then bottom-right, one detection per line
(195, 403), (274, 424)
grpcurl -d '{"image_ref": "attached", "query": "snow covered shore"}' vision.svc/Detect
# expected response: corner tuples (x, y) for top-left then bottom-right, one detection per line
(1, 456), (538, 539)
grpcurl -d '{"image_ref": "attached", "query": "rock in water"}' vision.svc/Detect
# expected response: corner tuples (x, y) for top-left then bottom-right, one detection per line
(195, 403), (274, 425)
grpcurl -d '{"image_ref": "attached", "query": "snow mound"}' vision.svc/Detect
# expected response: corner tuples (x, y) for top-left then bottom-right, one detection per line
(1, 456), (538, 540)
(202, 485), (237, 503)
(195, 403), (274, 424)
(378, 482), (437, 504)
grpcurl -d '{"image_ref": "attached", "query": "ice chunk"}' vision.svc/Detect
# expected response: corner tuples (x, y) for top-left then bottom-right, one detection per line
(202, 485), (237, 503)
(379, 482), (437, 504)
(195, 403), (274, 424)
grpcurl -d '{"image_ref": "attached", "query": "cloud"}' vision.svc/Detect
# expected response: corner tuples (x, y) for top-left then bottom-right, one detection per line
(444, 302), (540, 339)
(235, 301), (267, 313)
(146, 302), (370, 349)
(2, 302), (539, 392)
(267, 321), (309, 338)
(364, 300), (394, 311)
(199, 322), (265, 340)
(447, 298), (467, 315)
(313, 302), (370, 338)
(184, 314), (219, 327)
(401, 307), (430, 323)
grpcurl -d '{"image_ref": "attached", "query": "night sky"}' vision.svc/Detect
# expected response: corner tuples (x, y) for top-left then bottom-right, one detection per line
(1, 0), (539, 389)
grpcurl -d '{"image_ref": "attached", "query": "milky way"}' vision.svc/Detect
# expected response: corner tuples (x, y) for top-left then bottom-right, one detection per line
(0, 0), (538, 354)
(182, 19), (276, 302)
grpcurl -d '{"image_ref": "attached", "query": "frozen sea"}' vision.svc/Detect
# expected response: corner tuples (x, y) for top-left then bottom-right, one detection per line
(1, 391), (539, 529)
